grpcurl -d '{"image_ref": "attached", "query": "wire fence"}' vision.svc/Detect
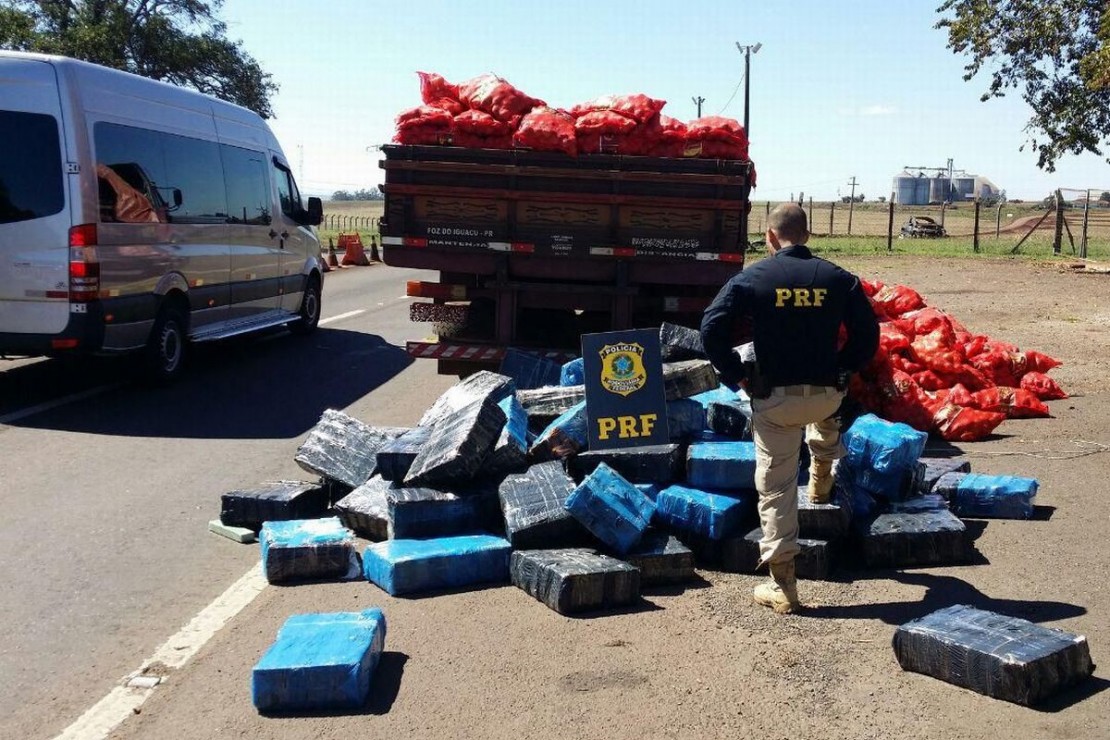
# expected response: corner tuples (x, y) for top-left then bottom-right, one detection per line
(749, 191), (1110, 259)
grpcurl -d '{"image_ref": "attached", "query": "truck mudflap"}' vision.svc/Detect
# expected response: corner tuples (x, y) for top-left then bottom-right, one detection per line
(406, 340), (577, 364)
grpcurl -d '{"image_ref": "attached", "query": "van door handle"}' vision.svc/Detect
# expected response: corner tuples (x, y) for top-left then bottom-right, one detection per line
(280, 231), (290, 239)
(268, 229), (278, 239)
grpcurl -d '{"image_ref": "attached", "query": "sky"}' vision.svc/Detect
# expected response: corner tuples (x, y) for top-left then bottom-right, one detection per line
(220, 0), (1109, 201)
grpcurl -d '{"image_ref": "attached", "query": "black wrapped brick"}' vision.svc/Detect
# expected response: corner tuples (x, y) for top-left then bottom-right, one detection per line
(662, 359), (719, 401)
(333, 476), (391, 541)
(517, 385), (587, 431)
(498, 461), (593, 549)
(387, 484), (498, 539)
(797, 488), (853, 540)
(376, 427), (431, 482)
(510, 548), (640, 614)
(621, 530), (696, 585)
(405, 395), (506, 487)
(721, 527), (835, 580)
(659, 322), (705, 362)
(419, 370), (514, 429)
(893, 604), (1094, 705)
(567, 443), (685, 484)
(294, 409), (407, 489)
(220, 480), (328, 531)
(919, 457), (972, 495)
(858, 509), (972, 568)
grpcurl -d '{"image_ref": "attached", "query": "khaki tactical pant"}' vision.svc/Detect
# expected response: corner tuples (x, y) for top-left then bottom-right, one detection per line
(751, 385), (846, 566)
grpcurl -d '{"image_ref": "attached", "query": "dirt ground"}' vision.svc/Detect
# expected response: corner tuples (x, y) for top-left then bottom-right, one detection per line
(110, 256), (1110, 740)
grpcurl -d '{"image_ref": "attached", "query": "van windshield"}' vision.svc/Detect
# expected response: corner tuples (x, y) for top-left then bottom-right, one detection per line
(0, 110), (65, 225)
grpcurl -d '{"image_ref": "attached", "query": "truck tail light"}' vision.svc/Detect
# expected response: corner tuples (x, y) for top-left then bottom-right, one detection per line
(68, 225), (100, 301)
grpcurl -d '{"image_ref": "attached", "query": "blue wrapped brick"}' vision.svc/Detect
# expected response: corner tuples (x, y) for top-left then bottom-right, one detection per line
(252, 608), (386, 713)
(666, 399), (707, 442)
(944, 473), (1038, 519)
(484, 394), (529, 476)
(564, 463), (655, 554)
(560, 357), (585, 386)
(692, 386), (752, 439)
(499, 348), (562, 390)
(530, 399), (589, 461)
(686, 440), (757, 490)
(842, 413), (927, 476)
(362, 534), (511, 596)
(655, 484), (754, 540)
(260, 517), (355, 584)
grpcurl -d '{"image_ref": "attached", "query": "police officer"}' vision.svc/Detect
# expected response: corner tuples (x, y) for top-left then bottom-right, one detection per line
(700, 203), (878, 614)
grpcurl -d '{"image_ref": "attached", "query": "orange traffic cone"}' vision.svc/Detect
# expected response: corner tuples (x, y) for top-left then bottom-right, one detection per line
(340, 232), (369, 267)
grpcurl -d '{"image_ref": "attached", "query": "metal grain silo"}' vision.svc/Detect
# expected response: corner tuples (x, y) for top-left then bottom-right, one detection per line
(893, 172), (917, 205)
(929, 176), (952, 204)
(913, 174), (930, 205)
(953, 176), (975, 201)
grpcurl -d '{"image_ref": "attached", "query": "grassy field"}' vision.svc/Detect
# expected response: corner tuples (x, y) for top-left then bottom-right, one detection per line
(318, 198), (1109, 262)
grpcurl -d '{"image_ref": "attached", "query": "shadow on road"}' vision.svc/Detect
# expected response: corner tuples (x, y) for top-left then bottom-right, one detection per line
(803, 570), (1087, 626)
(257, 651), (409, 718)
(5, 327), (413, 439)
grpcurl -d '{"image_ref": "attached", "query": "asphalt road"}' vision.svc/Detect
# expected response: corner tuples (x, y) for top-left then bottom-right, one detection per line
(0, 263), (453, 740)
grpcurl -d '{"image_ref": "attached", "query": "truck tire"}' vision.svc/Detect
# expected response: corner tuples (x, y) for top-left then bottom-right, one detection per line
(290, 274), (322, 336)
(143, 302), (187, 384)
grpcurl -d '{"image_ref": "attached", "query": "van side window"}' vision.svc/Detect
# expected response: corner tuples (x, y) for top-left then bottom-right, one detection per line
(0, 110), (65, 225)
(221, 145), (271, 225)
(94, 122), (227, 224)
(272, 161), (303, 220)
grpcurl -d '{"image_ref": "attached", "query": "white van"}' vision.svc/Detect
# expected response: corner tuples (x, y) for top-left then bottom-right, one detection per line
(0, 51), (325, 381)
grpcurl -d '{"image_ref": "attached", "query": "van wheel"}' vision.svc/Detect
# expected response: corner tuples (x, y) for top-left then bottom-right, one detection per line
(144, 305), (187, 383)
(290, 275), (322, 336)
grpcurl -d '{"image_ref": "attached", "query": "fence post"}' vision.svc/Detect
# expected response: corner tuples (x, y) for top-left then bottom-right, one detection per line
(829, 201), (835, 236)
(807, 197), (813, 233)
(973, 199), (981, 253)
(847, 195), (855, 236)
(940, 201), (947, 228)
(1052, 189), (1064, 255)
(1081, 189), (1091, 259)
(887, 193), (895, 251)
(996, 202), (1003, 237)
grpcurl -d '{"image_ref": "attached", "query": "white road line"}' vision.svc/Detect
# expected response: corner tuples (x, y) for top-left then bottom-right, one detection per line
(319, 308), (365, 326)
(0, 384), (124, 426)
(53, 566), (267, 740)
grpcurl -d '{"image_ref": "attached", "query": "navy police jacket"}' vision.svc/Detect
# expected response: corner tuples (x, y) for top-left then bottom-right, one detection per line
(700, 245), (879, 389)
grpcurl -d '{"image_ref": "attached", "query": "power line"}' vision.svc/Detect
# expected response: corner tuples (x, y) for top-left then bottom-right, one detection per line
(717, 72), (745, 115)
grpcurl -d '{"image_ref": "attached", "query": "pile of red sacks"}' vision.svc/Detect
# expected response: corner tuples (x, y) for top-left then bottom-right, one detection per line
(394, 72), (753, 171)
(849, 280), (1068, 442)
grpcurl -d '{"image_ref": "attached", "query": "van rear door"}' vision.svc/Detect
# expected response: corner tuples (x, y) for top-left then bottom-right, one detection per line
(0, 57), (71, 339)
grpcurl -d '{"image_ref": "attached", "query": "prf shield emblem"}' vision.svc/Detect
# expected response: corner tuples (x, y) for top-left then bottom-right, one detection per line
(599, 343), (647, 397)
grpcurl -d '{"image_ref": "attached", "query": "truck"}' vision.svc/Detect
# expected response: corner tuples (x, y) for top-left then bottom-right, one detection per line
(379, 144), (752, 376)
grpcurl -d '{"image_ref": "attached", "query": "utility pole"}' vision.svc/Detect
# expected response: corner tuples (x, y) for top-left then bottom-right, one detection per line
(736, 42), (762, 135)
(691, 96), (705, 118)
(847, 176), (858, 235)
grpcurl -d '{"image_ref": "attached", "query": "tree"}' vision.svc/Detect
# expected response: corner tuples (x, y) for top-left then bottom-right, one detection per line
(0, 1), (277, 118)
(331, 190), (353, 201)
(937, 1), (1110, 171)
(1100, 191), (1110, 203)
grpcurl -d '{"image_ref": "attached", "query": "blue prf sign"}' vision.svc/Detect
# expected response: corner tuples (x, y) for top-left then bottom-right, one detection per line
(581, 328), (670, 450)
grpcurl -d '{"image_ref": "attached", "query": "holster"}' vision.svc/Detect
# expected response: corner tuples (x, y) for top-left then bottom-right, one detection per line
(744, 361), (773, 400)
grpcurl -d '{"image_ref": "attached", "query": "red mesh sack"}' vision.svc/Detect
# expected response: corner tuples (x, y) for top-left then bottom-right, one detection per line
(963, 335), (989, 358)
(1020, 371), (1068, 400)
(396, 105), (454, 131)
(418, 72), (460, 105)
(970, 350), (1021, 388)
(1024, 350), (1062, 373)
(459, 74), (544, 123)
(686, 116), (748, 146)
(872, 284), (926, 317)
(570, 94), (666, 124)
(933, 403), (1007, 442)
(912, 370), (947, 391)
(860, 279), (884, 297)
(686, 140), (748, 159)
(574, 109), (638, 135)
(895, 308), (957, 343)
(649, 115), (688, 157)
(393, 126), (453, 145)
(878, 370), (935, 432)
(848, 372), (883, 413)
(879, 324), (912, 354)
(513, 107), (577, 156)
(890, 354), (926, 375)
(936, 364), (992, 392)
(911, 330), (966, 376)
(971, 387), (1050, 419)
(453, 110), (512, 137)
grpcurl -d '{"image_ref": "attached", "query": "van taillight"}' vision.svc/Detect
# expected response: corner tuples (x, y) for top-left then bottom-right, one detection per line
(69, 225), (100, 301)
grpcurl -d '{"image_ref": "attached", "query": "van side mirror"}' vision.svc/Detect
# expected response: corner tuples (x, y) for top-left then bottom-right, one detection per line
(172, 188), (183, 208)
(306, 196), (323, 226)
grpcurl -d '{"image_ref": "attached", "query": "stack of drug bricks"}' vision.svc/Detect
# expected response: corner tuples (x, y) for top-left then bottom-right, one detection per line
(214, 321), (1086, 713)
